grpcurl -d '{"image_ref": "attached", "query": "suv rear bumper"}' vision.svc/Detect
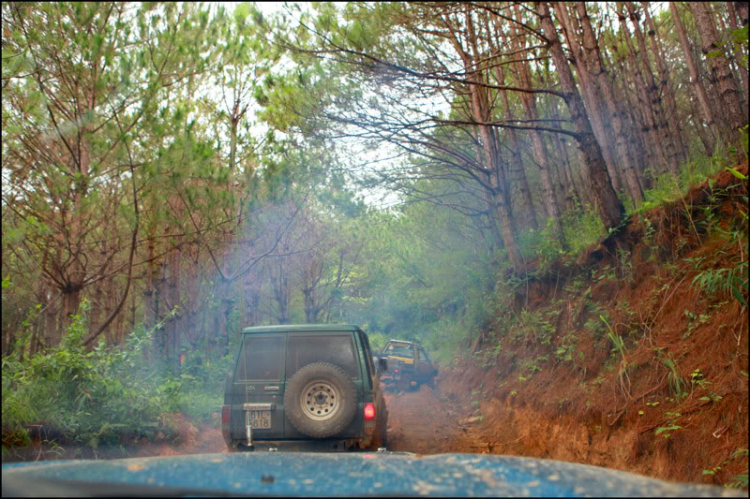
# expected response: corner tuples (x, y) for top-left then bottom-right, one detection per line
(229, 438), (371, 452)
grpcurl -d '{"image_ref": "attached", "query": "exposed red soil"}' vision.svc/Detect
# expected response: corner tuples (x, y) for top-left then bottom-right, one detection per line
(384, 162), (748, 488)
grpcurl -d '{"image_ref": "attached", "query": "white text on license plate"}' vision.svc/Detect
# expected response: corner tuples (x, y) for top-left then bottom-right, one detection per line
(249, 410), (271, 429)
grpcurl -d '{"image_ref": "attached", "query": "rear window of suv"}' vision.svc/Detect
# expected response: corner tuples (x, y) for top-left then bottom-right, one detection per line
(286, 334), (359, 379)
(385, 343), (414, 358)
(236, 336), (285, 381)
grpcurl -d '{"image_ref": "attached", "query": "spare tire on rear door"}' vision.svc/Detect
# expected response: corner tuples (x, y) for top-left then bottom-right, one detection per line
(284, 362), (357, 438)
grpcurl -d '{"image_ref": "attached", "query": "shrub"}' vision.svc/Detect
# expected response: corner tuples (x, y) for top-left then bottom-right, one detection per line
(2, 313), (225, 453)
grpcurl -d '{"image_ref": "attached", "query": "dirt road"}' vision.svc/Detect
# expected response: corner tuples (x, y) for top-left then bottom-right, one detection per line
(173, 374), (480, 456)
(159, 375), (477, 458)
(384, 378), (491, 455)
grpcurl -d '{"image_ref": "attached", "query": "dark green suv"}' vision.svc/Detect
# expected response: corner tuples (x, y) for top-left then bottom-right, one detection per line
(222, 325), (388, 452)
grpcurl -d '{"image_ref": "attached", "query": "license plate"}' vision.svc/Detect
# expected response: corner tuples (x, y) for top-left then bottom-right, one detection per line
(248, 410), (271, 429)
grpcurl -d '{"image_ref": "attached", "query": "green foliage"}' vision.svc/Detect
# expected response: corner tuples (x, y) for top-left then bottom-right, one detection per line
(660, 354), (687, 400)
(518, 207), (603, 268)
(692, 262), (748, 307)
(555, 333), (579, 363)
(602, 316), (626, 361)
(682, 310), (710, 339)
(655, 412), (683, 439)
(2, 316), (225, 453)
(366, 332), (389, 352)
(707, 25), (748, 70)
(508, 309), (556, 346)
(633, 150), (727, 215)
(727, 448), (749, 489)
(689, 171), (749, 306)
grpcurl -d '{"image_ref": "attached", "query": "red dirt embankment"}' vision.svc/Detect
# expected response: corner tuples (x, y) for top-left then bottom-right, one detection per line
(387, 163), (748, 489)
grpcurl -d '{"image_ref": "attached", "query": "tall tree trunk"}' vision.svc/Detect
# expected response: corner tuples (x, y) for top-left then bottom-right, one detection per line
(619, 7), (670, 173)
(539, 2), (625, 230)
(508, 10), (565, 247)
(104, 276), (115, 347)
(625, 2), (680, 174)
(166, 240), (182, 372)
(90, 282), (103, 341)
(567, 2), (644, 204)
(549, 101), (582, 211)
(143, 231), (157, 330)
(60, 286), (82, 334)
(184, 246), (199, 347)
(243, 273), (261, 328)
(487, 24), (538, 230)
(458, 7), (526, 271)
(479, 178), (506, 251)
(726, 2), (750, 103)
(272, 255), (290, 324)
(556, 135), (584, 209)
(505, 123), (538, 231)
(116, 290), (127, 349)
(43, 284), (59, 349)
(554, 2), (622, 193)
(715, 4), (747, 111)
(641, 2), (689, 164)
(154, 261), (165, 361)
(688, 94), (716, 156)
(736, 2), (750, 27)
(690, 2), (748, 151)
(608, 45), (652, 189)
(670, 1), (720, 151)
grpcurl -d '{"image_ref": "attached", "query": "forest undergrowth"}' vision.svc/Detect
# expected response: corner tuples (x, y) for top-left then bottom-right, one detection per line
(438, 161), (748, 489)
(1, 311), (230, 462)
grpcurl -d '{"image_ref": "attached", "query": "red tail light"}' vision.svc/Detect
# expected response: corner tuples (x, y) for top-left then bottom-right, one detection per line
(222, 404), (230, 425)
(394, 368), (399, 373)
(364, 403), (376, 421)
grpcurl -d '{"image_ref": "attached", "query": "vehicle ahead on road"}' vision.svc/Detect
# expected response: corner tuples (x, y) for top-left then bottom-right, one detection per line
(378, 339), (437, 392)
(222, 324), (387, 452)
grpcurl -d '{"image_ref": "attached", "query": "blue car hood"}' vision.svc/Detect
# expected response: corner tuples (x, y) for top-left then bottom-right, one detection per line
(1, 451), (743, 497)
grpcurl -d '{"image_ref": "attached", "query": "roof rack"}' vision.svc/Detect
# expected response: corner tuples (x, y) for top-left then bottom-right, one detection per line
(242, 324), (362, 333)
(387, 339), (418, 345)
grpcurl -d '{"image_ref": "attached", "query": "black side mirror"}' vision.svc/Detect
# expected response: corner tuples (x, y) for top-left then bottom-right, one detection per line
(378, 358), (388, 372)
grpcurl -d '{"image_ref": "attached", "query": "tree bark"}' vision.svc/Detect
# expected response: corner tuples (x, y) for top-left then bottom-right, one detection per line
(607, 45), (652, 189)
(104, 276), (115, 347)
(556, 135), (584, 209)
(538, 2), (624, 231)
(456, 6), (526, 271)
(143, 231), (157, 330)
(687, 94), (716, 156)
(554, 2), (622, 193)
(618, 6), (669, 174)
(641, 2), (689, 164)
(670, 1), (719, 151)
(508, 7), (565, 247)
(487, 20), (538, 230)
(726, 2), (749, 104)
(690, 2), (748, 150)
(736, 2), (750, 27)
(625, 2), (680, 174)
(569, 2), (644, 204)
(43, 284), (59, 349)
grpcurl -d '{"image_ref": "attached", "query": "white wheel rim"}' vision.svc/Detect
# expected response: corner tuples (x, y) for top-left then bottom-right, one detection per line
(300, 380), (341, 421)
